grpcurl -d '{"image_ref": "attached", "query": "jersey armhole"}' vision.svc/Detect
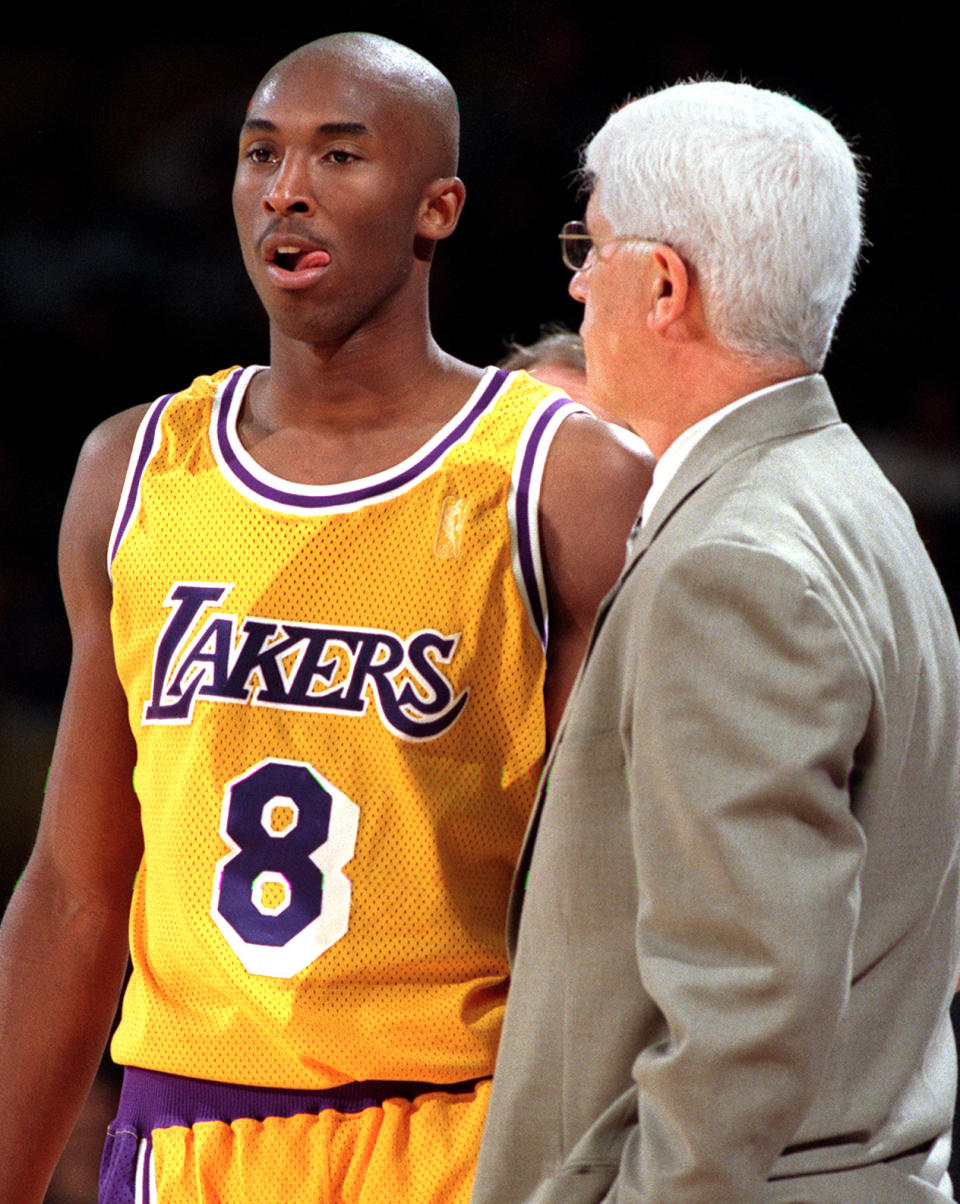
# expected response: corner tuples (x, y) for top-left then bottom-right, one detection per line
(107, 391), (177, 581)
(508, 394), (589, 649)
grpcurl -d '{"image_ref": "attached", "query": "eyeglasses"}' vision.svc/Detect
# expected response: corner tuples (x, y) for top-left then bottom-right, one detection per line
(558, 220), (662, 272)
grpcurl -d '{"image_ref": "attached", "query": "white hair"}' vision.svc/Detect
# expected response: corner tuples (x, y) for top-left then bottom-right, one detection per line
(584, 80), (864, 370)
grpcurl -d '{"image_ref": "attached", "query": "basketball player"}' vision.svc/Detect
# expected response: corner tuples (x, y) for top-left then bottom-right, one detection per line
(0, 33), (651, 1203)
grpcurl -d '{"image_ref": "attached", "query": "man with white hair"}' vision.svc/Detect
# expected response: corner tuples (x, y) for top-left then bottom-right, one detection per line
(471, 81), (960, 1203)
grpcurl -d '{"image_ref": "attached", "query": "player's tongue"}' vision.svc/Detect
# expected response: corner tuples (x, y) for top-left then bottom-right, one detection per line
(276, 246), (332, 271)
(297, 249), (331, 270)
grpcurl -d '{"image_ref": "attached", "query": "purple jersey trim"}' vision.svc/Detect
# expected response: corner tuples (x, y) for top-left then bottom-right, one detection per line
(513, 396), (583, 646)
(108, 392), (177, 570)
(214, 367), (510, 512)
(114, 1066), (488, 1129)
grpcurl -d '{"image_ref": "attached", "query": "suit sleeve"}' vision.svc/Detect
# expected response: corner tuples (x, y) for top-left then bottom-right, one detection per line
(610, 539), (871, 1202)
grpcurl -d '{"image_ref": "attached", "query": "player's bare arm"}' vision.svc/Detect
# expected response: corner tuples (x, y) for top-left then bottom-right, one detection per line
(539, 414), (653, 737)
(0, 407), (146, 1201)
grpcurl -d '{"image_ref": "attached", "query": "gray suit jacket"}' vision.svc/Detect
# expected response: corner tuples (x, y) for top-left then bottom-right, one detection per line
(472, 377), (960, 1204)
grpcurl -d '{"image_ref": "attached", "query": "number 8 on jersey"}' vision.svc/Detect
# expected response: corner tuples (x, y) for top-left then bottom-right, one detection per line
(211, 758), (360, 978)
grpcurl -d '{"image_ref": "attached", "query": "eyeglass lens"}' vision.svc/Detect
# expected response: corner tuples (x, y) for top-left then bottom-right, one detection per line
(560, 222), (592, 271)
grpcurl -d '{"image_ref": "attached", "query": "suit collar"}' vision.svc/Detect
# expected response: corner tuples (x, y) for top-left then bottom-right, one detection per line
(581, 375), (839, 706)
(628, 374), (840, 561)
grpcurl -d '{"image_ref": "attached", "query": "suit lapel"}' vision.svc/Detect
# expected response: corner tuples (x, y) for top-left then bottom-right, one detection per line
(632, 374), (840, 557)
(506, 375), (842, 952)
(587, 377), (840, 656)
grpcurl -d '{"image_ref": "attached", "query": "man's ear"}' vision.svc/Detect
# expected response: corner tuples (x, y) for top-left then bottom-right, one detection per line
(417, 177), (467, 243)
(647, 244), (691, 333)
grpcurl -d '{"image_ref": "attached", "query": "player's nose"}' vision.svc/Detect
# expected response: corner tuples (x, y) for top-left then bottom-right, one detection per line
(263, 152), (316, 217)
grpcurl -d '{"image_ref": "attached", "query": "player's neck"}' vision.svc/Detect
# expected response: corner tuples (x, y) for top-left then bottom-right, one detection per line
(261, 320), (477, 428)
(236, 323), (483, 486)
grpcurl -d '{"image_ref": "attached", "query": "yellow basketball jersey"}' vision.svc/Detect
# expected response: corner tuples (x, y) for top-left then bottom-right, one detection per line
(108, 364), (581, 1090)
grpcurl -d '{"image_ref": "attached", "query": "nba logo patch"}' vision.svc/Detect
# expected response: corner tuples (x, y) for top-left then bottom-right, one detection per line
(435, 497), (469, 559)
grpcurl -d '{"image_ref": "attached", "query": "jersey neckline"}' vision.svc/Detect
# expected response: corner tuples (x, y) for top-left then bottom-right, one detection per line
(210, 365), (509, 515)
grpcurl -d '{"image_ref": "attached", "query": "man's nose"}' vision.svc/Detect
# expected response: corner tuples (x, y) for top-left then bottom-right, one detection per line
(568, 267), (588, 304)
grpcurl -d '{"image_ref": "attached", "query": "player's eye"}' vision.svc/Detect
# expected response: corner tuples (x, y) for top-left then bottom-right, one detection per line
(245, 145), (277, 165)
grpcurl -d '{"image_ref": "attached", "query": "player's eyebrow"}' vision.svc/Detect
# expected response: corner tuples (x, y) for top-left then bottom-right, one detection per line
(241, 118), (372, 138)
(316, 122), (371, 137)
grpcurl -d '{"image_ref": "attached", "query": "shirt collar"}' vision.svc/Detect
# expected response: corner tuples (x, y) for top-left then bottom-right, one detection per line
(639, 375), (815, 527)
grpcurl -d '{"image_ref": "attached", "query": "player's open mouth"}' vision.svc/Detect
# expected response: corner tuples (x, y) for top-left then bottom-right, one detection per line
(272, 246), (332, 272)
(261, 235), (333, 289)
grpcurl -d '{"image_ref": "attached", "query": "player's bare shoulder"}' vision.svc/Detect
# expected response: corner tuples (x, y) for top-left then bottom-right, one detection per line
(74, 403), (151, 495)
(540, 410), (653, 606)
(545, 409), (653, 499)
(536, 410), (653, 734)
(59, 404), (151, 609)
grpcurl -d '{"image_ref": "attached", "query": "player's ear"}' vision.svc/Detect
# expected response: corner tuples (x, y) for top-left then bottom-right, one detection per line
(416, 177), (466, 243)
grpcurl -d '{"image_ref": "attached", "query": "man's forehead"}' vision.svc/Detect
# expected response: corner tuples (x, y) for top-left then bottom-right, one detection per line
(585, 194), (613, 236)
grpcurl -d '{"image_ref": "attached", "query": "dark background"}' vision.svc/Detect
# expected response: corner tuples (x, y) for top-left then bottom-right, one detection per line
(1, 6), (957, 1198)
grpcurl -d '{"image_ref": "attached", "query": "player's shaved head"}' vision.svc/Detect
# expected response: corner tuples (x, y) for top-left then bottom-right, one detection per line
(252, 33), (460, 182)
(235, 32), (468, 345)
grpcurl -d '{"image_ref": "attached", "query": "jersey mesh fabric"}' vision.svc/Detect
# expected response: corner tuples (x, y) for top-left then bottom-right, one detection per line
(109, 366), (565, 1089)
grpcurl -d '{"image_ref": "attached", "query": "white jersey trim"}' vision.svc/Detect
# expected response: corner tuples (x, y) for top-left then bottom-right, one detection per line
(209, 365), (513, 516)
(108, 390), (178, 580)
(507, 379), (589, 649)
